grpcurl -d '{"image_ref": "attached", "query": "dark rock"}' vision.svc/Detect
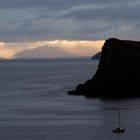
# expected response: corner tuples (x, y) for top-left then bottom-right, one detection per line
(91, 52), (101, 59)
(68, 38), (140, 98)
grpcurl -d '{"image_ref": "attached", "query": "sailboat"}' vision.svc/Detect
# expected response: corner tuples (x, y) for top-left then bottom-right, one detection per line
(112, 108), (125, 133)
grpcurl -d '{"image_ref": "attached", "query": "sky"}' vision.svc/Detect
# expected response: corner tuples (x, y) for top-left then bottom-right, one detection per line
(0, 0), (140, 58)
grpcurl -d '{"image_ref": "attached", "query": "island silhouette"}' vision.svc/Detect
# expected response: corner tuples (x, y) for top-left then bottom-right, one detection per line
(68, 38), (140, 99)
(91, 52), (101, 60)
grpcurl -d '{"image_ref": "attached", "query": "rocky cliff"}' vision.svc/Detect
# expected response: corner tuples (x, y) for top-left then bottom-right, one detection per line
(68, 38), (140, 98)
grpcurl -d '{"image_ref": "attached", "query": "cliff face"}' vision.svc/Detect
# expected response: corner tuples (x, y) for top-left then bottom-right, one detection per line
(68, 38), (140, 98)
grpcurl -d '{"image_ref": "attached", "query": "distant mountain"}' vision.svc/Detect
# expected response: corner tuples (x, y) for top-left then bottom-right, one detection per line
(14, 46), (76, 58)
(91, 52), (101, 59)
(0, 57), (5, 60)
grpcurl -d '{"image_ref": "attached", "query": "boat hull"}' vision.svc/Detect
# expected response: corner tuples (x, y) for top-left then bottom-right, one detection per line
(112, 128), (125, 133)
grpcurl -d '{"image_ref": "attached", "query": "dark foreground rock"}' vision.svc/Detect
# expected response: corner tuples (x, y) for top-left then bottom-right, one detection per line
(91, 52), (101, 59)
(68, 38), (140, 98)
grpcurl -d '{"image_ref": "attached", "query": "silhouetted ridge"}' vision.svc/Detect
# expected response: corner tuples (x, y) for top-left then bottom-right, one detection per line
(68, 38), (140, 98)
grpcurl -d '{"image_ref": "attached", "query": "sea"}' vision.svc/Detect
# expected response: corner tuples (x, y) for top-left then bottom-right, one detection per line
(0, 58), (140, 140)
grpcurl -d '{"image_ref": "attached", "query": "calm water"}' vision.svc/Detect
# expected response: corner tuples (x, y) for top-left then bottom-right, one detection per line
(0, 58), (140, 140)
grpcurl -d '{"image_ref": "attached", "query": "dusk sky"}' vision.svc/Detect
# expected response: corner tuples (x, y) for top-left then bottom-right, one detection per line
(0, 0), (140, 58)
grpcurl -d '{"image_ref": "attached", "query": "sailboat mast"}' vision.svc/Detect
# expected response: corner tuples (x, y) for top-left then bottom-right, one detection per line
(112, 108), (125, 133)
(118, 108), (121, 128)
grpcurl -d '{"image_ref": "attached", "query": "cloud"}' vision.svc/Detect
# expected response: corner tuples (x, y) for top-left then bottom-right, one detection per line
(0, 0), (140, 41)
(0, 42), (15, 58)
(0, 0), (137, 9)
(59, 2), (140, 22)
